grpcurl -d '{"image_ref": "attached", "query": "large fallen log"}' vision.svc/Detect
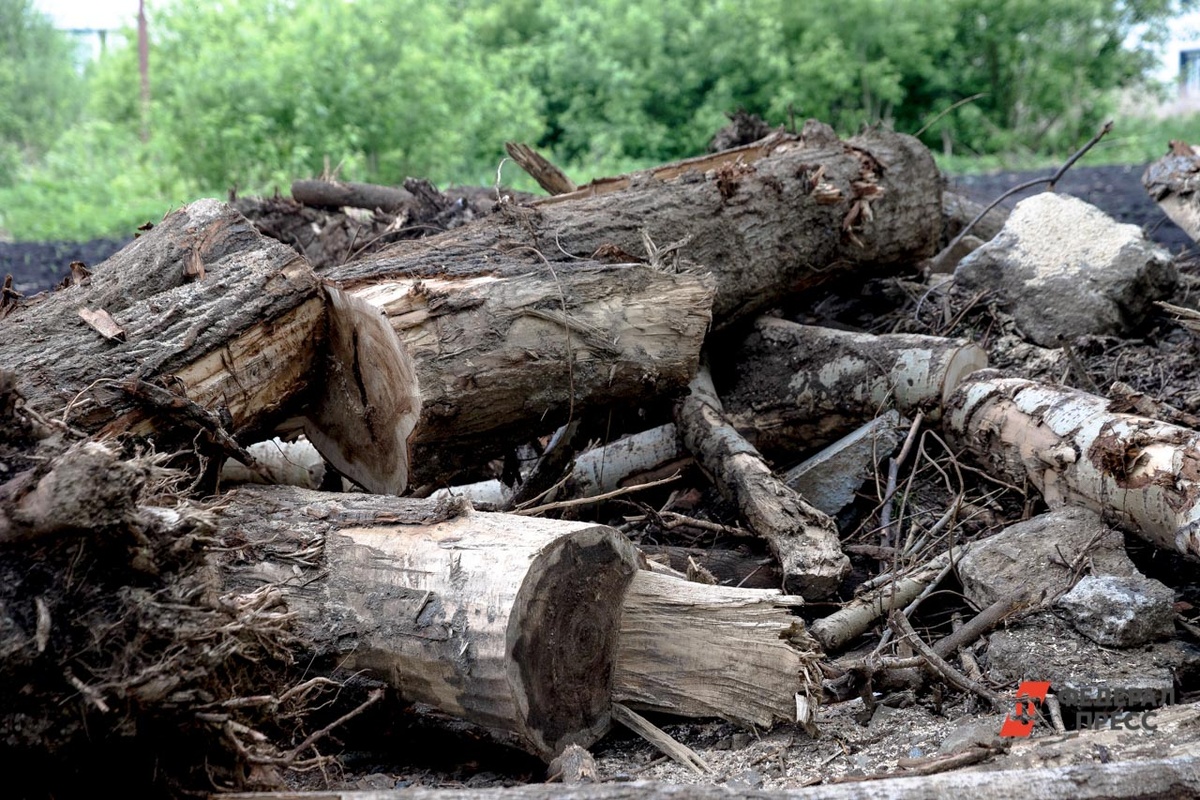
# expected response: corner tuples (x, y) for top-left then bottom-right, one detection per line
(354, 262), (714, 485)
(217, 485), (642, 760)
(0, 200), (324, 446)
(0, 200), (423, 494)
(328, 121), (941, 480)
(943, 371), (1200, 559)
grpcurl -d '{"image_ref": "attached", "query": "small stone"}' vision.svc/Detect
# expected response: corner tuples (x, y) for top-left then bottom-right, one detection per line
(727, 769), (763, 789)
(1057, 574), (1175, 647)
(938, 718), (1003, 754)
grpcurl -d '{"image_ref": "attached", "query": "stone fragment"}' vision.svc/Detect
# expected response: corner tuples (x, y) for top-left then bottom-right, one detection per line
(1056, 574), (1175, 648)
(953, 193), (1176, 347)
(782, 411), (903, 516)
(957, 507), (1136, 609)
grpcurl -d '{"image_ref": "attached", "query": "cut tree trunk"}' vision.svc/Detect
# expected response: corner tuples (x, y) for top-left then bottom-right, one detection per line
(213, 485), (822, 757)
(327, 121), (940, 481)
(723, 317), (987, 461)
(0, 200), (324, 447)
(943, 372), (1200, 560)
(676, 365), (849, 598)
(216, 485), (641, 760)
(349, 262), (715, 485)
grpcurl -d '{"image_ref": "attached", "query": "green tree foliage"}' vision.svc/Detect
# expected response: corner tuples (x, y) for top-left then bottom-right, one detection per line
(0, 0), (84, 184)
(4, 0), (1192, 240)
(923, 0), (1186, 155)
(87, 0), (542, 192)
(491, 0), (1188, 167)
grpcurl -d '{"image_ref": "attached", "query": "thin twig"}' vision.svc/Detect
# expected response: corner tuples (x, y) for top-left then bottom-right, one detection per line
(914, 93), (986, 138)
(281, 688), (384, 764)
(934, 120), (1113, 269)
(880, 412), (924, 548)
(888, 611), (1008, 711)
(516, 472), (681, 516)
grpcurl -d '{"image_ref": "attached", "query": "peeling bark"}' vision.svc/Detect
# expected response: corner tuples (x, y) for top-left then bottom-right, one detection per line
(676, 366), (849, 598)
(944, 372), (1200, 559)
(724, 318), (986, 460)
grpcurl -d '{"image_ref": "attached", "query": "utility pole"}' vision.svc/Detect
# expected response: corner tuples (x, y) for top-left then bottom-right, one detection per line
(138, 0), (150, 142)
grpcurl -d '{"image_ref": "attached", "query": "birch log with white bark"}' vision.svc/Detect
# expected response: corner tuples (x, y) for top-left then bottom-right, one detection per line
(944, 372), (1200, 559)
(723, 317), (987, 460)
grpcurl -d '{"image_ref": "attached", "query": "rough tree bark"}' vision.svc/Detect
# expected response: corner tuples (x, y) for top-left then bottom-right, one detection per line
(0, 200), (324, 447)
(723, 318), (987, 460)
(944, 372), (1200, 560)
(1143, 140), (1199, 244)
(328, 121), (941, 481)
(676, 365), (848, 598)
(216, 485), (641, 760)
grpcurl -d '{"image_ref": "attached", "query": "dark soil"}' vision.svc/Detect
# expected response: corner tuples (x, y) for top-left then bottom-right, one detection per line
(0, 237), (132, 295)
(947, 163), (1195, 255)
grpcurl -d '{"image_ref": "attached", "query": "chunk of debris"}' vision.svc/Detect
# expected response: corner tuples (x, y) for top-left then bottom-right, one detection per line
(953, 193), (1176, 347)
(1056, 574), (1176, 648)
(782, 410), (904, 516)
(956, 507), (1137, 609)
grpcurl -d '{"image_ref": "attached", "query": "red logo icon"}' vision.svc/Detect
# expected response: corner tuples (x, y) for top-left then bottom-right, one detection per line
(999, 681), (1051, 738)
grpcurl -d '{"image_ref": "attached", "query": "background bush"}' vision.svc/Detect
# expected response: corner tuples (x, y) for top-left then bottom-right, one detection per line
(0, 0), (1194, 240)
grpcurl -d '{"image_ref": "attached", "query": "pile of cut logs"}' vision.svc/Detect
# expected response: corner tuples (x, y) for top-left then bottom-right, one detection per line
(3, 120), (1200, 796)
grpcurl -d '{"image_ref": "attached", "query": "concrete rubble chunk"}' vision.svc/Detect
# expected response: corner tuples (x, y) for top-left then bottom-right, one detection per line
(1056, 574), (1176, 648)
(782, 411), (904, 517)
(957, 507), (1137, 610)
(952, 193), (1177, 347)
